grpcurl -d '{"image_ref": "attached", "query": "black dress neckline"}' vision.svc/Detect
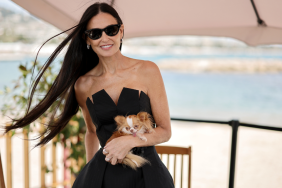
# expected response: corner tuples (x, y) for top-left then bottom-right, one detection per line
(86, 87), (149, 107)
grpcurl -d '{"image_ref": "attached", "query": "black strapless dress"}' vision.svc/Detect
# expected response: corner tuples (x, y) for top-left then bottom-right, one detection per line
(72, 87), (174, 188)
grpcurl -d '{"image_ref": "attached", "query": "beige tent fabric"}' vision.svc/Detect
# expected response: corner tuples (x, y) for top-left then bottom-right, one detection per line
(11, 0), (282, 46)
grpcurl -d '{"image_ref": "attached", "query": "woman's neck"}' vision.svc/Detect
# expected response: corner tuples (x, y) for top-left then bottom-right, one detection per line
(96, 51), (127, 76)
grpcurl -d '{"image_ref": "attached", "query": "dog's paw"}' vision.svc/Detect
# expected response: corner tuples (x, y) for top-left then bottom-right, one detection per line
(140, 137), (147, 142)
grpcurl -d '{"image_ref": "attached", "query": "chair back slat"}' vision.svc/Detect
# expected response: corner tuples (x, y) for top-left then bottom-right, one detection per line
(188, 149), (191, 188)
(167, 154), (170, 169)
(181, 154), (183, 188)
(155, 145), (191, 188)
(155, 146), (189, 155)
(173, 156), (176, 183)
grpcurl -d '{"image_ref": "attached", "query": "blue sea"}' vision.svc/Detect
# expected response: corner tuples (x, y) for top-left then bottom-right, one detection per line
(1, 55), (282, 127)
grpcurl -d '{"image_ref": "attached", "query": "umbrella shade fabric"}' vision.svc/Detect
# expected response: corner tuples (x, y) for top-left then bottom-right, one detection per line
(11, 0), (282, 46)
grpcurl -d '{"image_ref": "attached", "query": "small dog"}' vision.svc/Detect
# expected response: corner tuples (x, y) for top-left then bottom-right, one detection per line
(105, 111), (155, 170)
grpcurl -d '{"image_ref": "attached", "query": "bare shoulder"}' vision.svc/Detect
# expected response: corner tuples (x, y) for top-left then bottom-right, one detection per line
(138, 60), (160, 74)
(74, 75), (95, 107)
(74, 75), (93, 95)
(136, 60), (162, 86)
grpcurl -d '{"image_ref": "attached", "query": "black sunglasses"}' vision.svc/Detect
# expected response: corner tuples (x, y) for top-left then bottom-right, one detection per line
(85, 24), (121, 40)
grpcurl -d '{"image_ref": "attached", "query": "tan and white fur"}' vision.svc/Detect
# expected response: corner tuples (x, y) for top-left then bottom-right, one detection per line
(106, 111), (155, 170)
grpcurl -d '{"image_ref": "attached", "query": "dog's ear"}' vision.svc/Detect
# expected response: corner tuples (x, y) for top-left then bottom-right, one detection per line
(137, 112), (148, 122)
(114, 115), (126, 126)
(137, 112), (155, 133)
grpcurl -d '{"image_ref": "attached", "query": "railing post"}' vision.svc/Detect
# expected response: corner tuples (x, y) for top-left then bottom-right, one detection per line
(23, 129), (29, 188)
(52, 138), (57, 187)
(40, 123), (46, 188)
(5, 131), (12, 188)
(228, 120), (239, 188)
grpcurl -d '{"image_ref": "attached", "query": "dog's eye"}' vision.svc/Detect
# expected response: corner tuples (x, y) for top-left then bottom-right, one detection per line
(126, 127), (129, 130)
(134, 125), (138, 129)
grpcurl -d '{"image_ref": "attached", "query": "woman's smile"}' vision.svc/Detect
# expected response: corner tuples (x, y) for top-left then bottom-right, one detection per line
(100, 44), (113, 50)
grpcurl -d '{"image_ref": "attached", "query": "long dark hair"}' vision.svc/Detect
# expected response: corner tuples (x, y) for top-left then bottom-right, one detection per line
(2, 2), (123, 147)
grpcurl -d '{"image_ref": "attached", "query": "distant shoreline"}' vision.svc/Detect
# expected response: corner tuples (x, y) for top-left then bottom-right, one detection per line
(1, 43), (282, 73)
(157, 58), (282, 73)
(0, 43), (63, 61)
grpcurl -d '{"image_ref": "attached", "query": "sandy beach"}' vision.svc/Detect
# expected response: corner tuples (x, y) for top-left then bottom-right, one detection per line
(1, 118), (282, 188)
(163, 121), (282, 188)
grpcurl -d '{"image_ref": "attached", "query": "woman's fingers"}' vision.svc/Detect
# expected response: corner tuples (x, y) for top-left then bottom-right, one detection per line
(111, 157), (118, 165)
(105, 155), (112, 162)
(105, 151), (124, 165)
(103, 148), (109, 155)
(105, 153), (120, 165)
(103, 136), (132, 164)
(117, 158), (123, 164)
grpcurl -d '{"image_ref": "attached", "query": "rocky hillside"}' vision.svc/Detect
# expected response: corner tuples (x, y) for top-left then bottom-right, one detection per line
(0, 7), (66, 44)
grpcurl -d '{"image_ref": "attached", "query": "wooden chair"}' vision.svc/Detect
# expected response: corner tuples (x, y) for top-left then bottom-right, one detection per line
(0, 151), (6, 188)
(155, 145), (191, 188)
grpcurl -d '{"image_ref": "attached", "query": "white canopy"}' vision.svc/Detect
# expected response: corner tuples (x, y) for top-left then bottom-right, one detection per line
(12, 0), (282, 46)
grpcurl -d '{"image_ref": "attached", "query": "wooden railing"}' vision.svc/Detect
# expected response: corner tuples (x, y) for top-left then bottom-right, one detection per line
(0, 126), (75, 188)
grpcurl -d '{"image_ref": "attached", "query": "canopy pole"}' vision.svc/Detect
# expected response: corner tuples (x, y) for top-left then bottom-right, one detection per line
(250, 0), (267, 26)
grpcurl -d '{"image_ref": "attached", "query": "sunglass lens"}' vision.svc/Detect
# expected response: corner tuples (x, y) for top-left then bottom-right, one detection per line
(89, 29), (102, 40)
(105, 25), (119, 36)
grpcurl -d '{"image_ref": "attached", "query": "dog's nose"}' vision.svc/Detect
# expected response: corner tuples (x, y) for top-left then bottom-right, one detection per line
(130, 129), (134, 133)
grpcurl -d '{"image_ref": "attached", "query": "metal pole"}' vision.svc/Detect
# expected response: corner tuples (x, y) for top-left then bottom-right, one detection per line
(250, 0), (267, 26)
(228, 120), (239, 188)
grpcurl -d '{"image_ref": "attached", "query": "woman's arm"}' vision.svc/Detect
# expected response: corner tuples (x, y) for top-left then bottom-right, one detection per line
(133, 61), (172, 146)
(104, 61), (171, 164)
(75, 77), (100, 163)
(82, 108), (100, 163)
(84, 122), (100, 163)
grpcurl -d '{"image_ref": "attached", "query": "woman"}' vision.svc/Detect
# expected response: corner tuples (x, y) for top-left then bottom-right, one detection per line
(3, 2), (174, 188)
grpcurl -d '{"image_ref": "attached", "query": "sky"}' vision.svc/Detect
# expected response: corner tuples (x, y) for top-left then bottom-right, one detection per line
(0, 0), (30, 14)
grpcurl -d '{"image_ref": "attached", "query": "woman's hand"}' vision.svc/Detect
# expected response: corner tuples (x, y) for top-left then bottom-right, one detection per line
(103, 135), (136, 165)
